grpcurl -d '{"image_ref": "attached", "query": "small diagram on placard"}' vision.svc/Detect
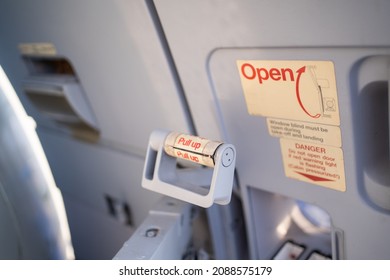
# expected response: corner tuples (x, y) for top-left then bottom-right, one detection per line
(298, 65), (333, 119)
(323, 97), (337, 112)
(307, 66), (338, 118)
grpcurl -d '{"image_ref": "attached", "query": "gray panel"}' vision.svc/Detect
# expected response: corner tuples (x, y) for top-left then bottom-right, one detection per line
(155, 0), (390, 259)
(0, 0), (192, 151)
(0, 0), (193, 259)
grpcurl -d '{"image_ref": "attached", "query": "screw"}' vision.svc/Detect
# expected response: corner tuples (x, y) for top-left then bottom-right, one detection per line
(221, 147), (234, 167)
(145, 228), (159, 238)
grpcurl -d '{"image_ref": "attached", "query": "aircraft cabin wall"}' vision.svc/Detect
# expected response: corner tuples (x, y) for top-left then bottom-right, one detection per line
(1, 0), (390, 260)
(0, 0), (193, 259)
(153, 0), (390, 259)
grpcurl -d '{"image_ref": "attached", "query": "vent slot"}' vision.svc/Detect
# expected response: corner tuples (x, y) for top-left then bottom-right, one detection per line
(23, 57), (76, 76)
(22, 56), (99, 137)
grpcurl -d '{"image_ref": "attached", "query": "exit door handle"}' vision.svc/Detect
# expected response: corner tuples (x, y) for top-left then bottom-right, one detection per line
(142, 130), (236, 208)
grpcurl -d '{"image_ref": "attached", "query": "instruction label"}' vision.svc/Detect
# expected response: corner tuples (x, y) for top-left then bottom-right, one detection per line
(237, 60), (339, 126)
(280, 138), (345, 191)
(237, 60), (345, 191)
(267, 118), (342, 147)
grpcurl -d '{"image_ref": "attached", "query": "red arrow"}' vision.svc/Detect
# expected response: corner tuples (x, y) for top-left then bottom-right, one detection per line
(295, 171), (334, 182)
(295, 66), (321, 119)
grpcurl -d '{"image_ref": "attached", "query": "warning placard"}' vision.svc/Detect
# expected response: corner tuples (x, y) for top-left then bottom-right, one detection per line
(280, 138), (345, 192)
(237, 59), (346, 191)
(237, 60), (339, 126)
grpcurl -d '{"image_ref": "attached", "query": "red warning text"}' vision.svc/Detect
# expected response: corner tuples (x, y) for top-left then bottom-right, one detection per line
(240, 63), (295, 84)
(176, 137), (202, 150)
(175, 150), (199, 163)
(294, 143), (326, 154)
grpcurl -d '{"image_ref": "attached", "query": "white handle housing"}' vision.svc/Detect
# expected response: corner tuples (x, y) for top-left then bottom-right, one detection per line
(142, 130), (236, 208)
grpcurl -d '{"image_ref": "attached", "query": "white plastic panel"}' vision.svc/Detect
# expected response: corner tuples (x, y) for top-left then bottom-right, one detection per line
(154, 0), (390, 141)
(208, 47), (390, 259)
(0, 0), (191, 151)
(114, 197), (193, 260)
(154, 0), (390, 259)
(0, 0), (193, 259)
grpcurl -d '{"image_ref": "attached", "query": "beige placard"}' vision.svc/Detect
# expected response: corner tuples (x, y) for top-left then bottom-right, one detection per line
(18, 43), (57, 56)
(237, 60), (339, 126)
(267, 118), (342, 147)
(280, 138), (346, 192)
